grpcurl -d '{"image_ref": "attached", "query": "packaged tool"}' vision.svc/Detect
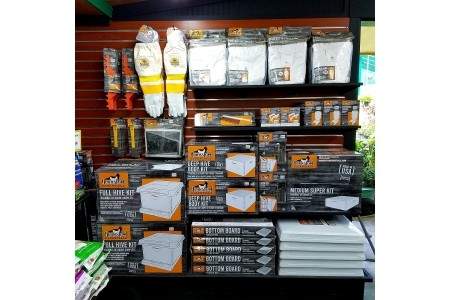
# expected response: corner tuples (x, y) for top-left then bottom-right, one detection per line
(188, 29), (227, 86)
(144, 118), (184, 158)
(323, 99), (341, 126)
(227, 28), (267, 85)
(260, 107), (281, 127)
(268, 27), (311, 85)
(121, 48), (139, 110)
(341, 100), (359, 126)
(280, 107), (301, 126)
(126, 118), (144, 158)
(103, 48), (121, 110)
(302, 101), (323, 126)
(194, 112), (255, 127)
(187, 179), (257, 214)
(310, 31), (354, 83)
(186, 140), (257, 179)
(110, 118), (128, 157)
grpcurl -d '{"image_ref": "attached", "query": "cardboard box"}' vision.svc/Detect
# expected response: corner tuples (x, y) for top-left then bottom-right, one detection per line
(302, 101), (323, 126)
(259, 181), (286, 212)
(323, 99), (341, 126)
(191, 221), (275, 237)
(257, 131), (287, 175)
(192, 263), (275, 275)
(341, 100), (359, 126)
(186, 140), (257, 179)
(280, 107), (300, 126)
(192, 245), (276, 255)
(194, 112), (255, 127)
(96, 159), (186, 222)
(192, 236), (275, 246)
(187, 179), (257, 214)
(260, 108), (281, 127)
(192, 254), (274, 266)
(97, 223), (186, 273)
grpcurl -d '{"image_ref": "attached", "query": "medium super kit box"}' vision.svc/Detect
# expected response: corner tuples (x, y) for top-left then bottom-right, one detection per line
(323, 100), (341, 126)
(192, 263), (275, 275)
(192, 245), (276, 255)
(192, 254), (275, 266)
(302, 101), (323, 126)
(280, 107), (300, 126)
(144, 118), (184, 158)
(194, 112), (255, 127)
(260, 107), (281, 127)
(341, 100), (359, 126)
(186, 140), (257, 179)
(96, 159), (186, 222)
(97, 223), (187, 273)
(191, 221), (275, 237)
(192, 236), (275, 246)
(187, 179), (257, 214)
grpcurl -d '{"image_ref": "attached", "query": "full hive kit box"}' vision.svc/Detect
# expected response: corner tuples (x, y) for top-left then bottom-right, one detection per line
(186, 140), (257, 179)
(97, 223), (187, 273)
(283, 149), (363, 213)
(187, 179), (258, 214)
(96, 159), (186, 223)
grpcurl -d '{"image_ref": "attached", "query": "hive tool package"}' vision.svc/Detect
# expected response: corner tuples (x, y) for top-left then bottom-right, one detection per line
(134, 25), (164, 117)
(302, 101), (323, 127)
(341, 100), (359, 126)
(126, 118), (144, 158)
(310, 32), (354, 83)
(227, 28), (267, 85)
(323, 99), (341, 126)
(96, 159), (186, 223)
(283, 149), (363, 213)
(194, 112), (256, 127)
(144, 118), (184, 158)
(258, 132), (287, 212)
(97, 223), (186, 273)
(188, 29), (227, 86)
(110, 118), (128, 157)
(187, 179), (257, 214)
(186, 140), (257, 179)
(268, 27), (311, 85)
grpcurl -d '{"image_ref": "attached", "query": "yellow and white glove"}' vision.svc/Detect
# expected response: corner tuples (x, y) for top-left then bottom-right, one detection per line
(134, 37), (164, 118)
(164, 27), (187, 118)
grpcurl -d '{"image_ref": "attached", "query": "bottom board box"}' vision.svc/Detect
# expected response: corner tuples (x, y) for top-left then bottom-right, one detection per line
(192, 254), (275, 266)
(192, 263), (276, 275)
(192, 245), (276, 255)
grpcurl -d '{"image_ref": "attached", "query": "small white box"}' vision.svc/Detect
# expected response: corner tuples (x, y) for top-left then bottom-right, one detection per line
(226, 189), (256, 211)
(137, 181), (183, 219)
(260, 196), (276, 212)
(138, 233), (184, 271)
(225, 154), (256, 176)
(325, 196), (359, 211)
(260, 157), (277, 173)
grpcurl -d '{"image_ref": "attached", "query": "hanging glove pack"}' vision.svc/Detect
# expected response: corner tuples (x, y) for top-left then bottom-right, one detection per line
(164, 27), (187, 117)
(134, 26), (164, 117)
(188, 29), (227, 86)
(103, 48), (121, 110)
(226, 28), (267, 85)
(121, 48), (139, 110)
(267, 27), (311, 85)
(310, 31), (354, 83)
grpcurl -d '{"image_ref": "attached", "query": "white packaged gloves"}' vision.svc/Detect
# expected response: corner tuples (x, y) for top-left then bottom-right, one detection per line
(134, 38), (164, 117)
(164, 27), (187, 117)
(310, 32), (354, 83)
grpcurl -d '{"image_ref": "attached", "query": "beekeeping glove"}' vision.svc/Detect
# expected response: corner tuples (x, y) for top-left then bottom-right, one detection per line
(164, 27), (187, 117)
(103, 48), (121, 110)
(134, 41), (164, 117)
(121, 48), (139, 110)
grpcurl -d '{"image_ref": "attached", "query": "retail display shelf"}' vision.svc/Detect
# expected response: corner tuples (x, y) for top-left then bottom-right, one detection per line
(109, 270), (373, 282)
(194, 126), (360, 133)
(187, 210), (357, 219)
(189, 82), (362, 91)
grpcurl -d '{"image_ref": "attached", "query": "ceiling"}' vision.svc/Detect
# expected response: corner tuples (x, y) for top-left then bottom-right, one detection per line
(75, 0), (146, 16)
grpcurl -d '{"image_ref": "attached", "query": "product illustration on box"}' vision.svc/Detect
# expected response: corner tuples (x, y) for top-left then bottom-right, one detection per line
(226, 188), (256, 212)
(225, 153), (256, 177)
(138, 232), (185, 272)
(137, 180), (183, 220)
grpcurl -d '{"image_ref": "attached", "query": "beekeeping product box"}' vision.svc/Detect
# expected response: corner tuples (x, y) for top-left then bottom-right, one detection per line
(341, 100), (359, 126)
(194, 112), (255, 126)
(257, 131), (287, 175)
(97, 223), (186, 273)
(302, 101), (323, 126)
(323, 99), (341, 126)
(192, 236), (275, 246)
(280, 107), (301, 126)
(260, 107), (281, 127)
(96, 159), (186, 223)
(259, 181), (286, 212)
(187, 179), (257, 214)
(192, 263), (275, 275)
(192, 245), (276, 255)
(192, 254), (275, 266)
(186, 140), (257, 179)
(191, 221), (275, 237)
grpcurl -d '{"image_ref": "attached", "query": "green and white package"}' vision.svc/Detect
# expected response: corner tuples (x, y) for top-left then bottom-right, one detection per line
(75, 241), (104, 271)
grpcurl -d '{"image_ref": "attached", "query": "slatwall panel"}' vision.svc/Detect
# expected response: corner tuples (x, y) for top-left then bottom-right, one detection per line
(76, 18), (350, 168)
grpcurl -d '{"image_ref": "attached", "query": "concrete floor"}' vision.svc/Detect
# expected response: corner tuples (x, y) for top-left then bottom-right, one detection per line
(353, 215), (375, 300)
